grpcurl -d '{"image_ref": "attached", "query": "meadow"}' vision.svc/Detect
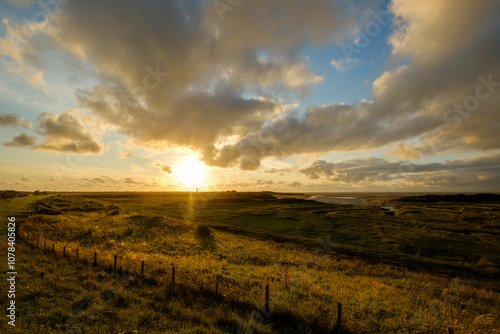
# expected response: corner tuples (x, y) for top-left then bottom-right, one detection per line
(1, 191), (499, 333)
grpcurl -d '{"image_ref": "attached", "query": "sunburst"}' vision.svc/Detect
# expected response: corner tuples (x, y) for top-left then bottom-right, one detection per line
(176, 156), (207, 190)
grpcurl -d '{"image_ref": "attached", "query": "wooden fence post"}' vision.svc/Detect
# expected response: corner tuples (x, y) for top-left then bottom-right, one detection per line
(52, 243), (55, 254)
(333, 302), (342, 334)
(76, 249), (79, 260)
(141, 260), (144, 277)
(63, 246), (66, 257)
(337, 303), (342, 326)
(171, 263), (176, 285)
(44, 240), (46, 250)
(114, 255), (117, 269)
(216, 276), (220, 295)
(265, 284), (270, 312)
(285, 266), (289, 289)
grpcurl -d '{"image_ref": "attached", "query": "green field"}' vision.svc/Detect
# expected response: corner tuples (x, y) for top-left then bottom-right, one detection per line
(1, 191), (499, 333)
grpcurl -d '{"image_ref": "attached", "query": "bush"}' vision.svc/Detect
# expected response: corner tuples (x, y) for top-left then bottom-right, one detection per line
(195, 224), (212, 240)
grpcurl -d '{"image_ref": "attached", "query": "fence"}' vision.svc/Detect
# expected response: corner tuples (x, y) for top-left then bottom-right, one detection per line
(17, 230), (464, 334)
(17, 229), (345, 333)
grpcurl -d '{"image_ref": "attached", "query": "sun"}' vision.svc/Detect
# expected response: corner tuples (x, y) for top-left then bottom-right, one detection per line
(176, 156), (207, 190)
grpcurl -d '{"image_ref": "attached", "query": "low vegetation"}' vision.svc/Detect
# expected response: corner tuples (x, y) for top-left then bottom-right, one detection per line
(1, 192), (499, 333)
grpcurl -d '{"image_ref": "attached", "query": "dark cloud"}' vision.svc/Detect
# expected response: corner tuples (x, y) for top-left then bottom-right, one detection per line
(0, 113), (19, 126)
(123, 177), (140, 184)
(34, 111), (102, 154)
(155, 161), (173, 174)
(1, 0), (498, 171)
(55, 0), (344, 154)
(299, 153), (500, 190)
(0, 113), (32, 129)
(255, 179), (273, 186)
(204, 0), (500, 168)
(1, 110), (99, 153)
(0, 0), (366, 163)
(202, 101), (415, 169)
(3, 133), (37, 147)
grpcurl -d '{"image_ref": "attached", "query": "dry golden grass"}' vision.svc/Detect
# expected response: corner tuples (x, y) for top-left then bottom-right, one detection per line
(2, 193), (499, 333)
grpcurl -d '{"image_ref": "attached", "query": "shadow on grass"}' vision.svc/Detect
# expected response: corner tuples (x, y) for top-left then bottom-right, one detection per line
(162, 283), (357, 334)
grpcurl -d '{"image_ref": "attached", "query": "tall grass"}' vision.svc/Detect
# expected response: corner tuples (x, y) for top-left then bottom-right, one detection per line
(2, 194), (499, 333)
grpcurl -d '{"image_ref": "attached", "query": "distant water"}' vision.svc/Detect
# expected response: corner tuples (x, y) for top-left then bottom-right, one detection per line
(306, 195), (367, 205)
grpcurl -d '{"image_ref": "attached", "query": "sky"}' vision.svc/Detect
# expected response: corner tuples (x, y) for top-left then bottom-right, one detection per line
(0, 0), (499, 192)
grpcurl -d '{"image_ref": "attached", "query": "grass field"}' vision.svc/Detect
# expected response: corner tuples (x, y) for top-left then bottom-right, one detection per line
(1, 191), (499, 333)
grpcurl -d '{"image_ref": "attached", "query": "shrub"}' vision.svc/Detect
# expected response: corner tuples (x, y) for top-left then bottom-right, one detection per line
(195, 224), (212, 240)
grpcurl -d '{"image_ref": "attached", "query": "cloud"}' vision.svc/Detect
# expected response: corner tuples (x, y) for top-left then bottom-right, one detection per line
(118, 149), (135, 159)
(0, 0), (365, 163)
(263, 167), (294, 176)
(154, 161), (173, 174)
(204, 0), (354, 48)
(0, 113), (32, 128)
(203, 101), (424, 169)
(0, 113), (19, 126)
(79, 175), (156, 187)
(1, 0), (498, 171)
(0, 18), (47, 87)
(206, 0), (500, 168)
(373, 0), (500, 155)
(300, 158), (399, 183)
(330, 57), (361, 72)
(385, 142), (427, 160)
(34, 110), (103, 154)
(3, 133), (37, 147)
(255, 179), (273, 186)
(80, 176), (119, 185)
(215, 179), (306, 190)
(299, 153), (500, 190)
(130, 163), (142, 173)
(123, 177), (140, 184)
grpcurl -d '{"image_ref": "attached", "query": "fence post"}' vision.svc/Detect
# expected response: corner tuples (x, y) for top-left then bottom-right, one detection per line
(44, 240), (46, 250)
(52, 243), (55, 254)
(265, 284), (270, 312)
(333, 302), (342, 334)
(63, 246), (66, 257)
(171, 263), (176, 285)
(285, 266), (289, 289)
(114, 255), (117, 270)
(76, 249), (79, 260)
(337, 303), (342, 326)
(141, 260), (144, 277)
